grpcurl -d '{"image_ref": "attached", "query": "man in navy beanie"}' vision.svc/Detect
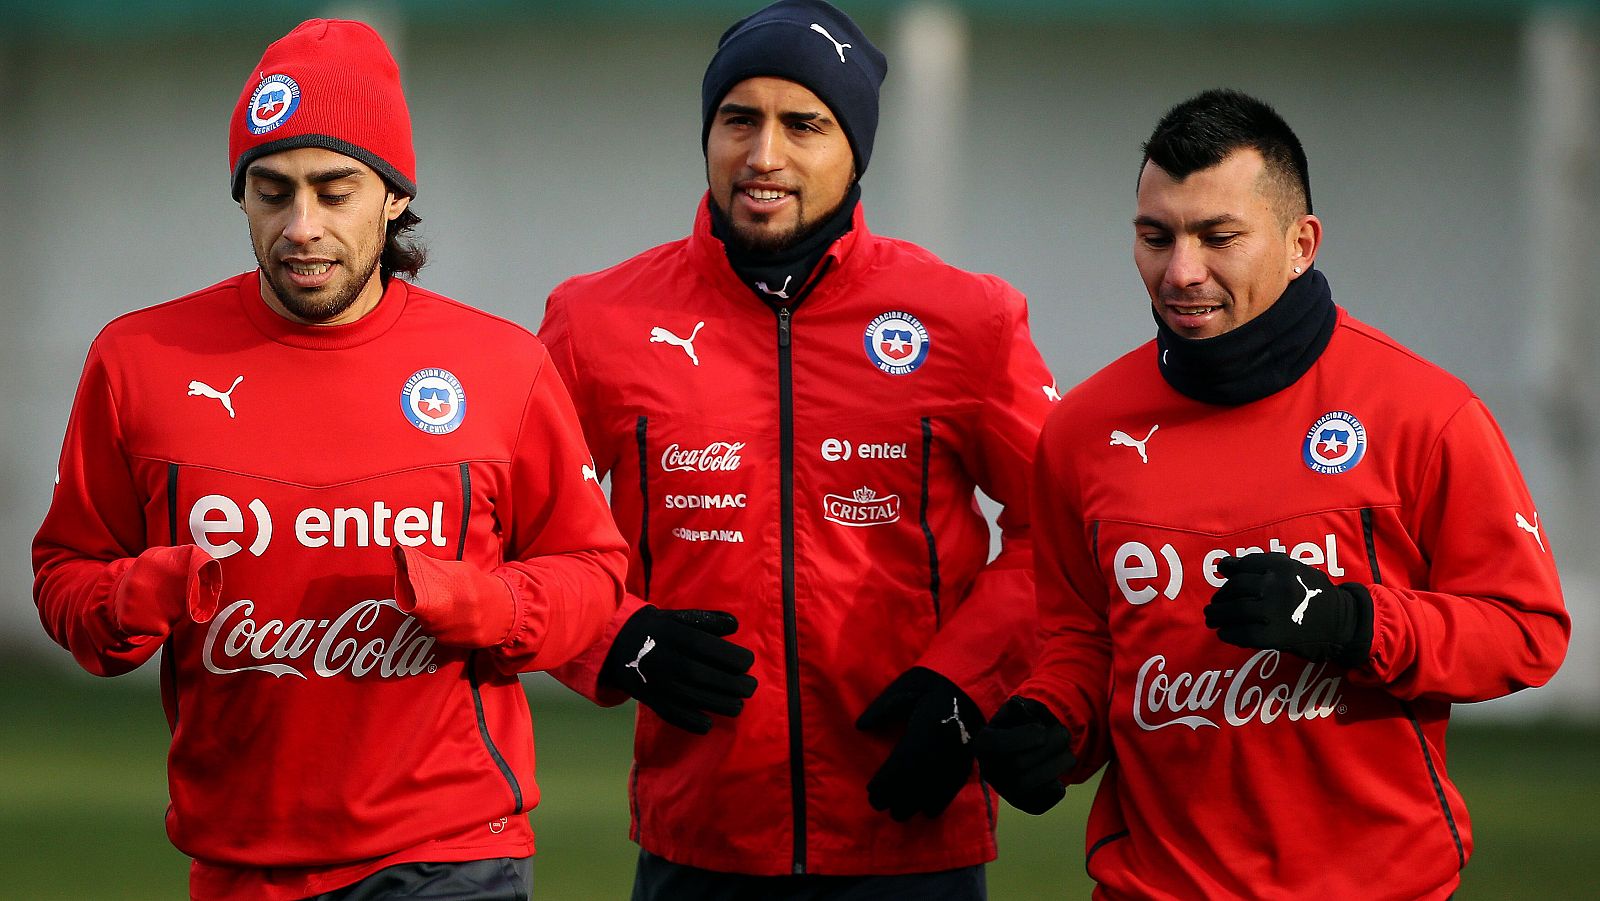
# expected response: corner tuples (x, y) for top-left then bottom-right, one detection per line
(542, 2), (1057, 898)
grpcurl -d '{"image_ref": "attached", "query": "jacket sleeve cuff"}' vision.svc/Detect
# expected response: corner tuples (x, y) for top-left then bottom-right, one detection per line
(916, 640), (1025, 718)
(548, 593), (648, 705)
(113, 545), (223, 637)
(393, 546), (517, 649)
(1335, 582), (1376, 670)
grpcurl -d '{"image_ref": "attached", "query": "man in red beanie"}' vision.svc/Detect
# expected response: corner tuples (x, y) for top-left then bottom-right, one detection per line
(33, 19), (626, 901)
(540, 1), (1056, 898)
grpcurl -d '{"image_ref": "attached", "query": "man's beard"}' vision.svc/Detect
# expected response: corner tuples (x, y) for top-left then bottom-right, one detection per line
(254, 226), (384, 323)
(722, 193), (836, 256)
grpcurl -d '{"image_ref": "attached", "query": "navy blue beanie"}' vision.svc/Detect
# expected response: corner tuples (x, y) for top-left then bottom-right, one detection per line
(701, 0), (888, 176)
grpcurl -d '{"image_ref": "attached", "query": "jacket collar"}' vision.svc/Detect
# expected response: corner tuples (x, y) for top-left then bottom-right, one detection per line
(686, 192), (869, 309)
(237, 269), (410, 350)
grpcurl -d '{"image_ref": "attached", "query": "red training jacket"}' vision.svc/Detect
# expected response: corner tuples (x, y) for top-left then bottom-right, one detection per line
(540, 197), (1057, 876)
(1021, 308), (1569, 900)
(33, 272), (627, 901)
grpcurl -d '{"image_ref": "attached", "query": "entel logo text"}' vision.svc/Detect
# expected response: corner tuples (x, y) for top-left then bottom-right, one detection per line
(1114, 532), (1346, 605)
(189, 494), (449, 559)
(820, 439), (908, 462)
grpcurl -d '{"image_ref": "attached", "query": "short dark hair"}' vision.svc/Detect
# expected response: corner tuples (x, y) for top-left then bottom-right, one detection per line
(1140, 89), (1312, 221)
(382, 207), (427, 280)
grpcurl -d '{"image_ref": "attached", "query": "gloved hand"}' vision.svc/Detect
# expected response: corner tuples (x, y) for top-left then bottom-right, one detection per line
(1204, 552), (1373, 668)
(599, 605), (757, 734)
(972, 695), (1073, 815)
(855, 667), (983, 821)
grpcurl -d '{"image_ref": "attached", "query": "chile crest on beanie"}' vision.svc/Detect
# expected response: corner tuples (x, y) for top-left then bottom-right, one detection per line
(228, 18), (417, 201)
(701, 0), (888, 177)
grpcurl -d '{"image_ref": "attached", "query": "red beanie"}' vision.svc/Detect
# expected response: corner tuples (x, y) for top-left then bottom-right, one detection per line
(229, 19), (416, 200)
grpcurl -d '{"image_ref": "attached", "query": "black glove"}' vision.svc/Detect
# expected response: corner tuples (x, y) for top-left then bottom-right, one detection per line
(855, 667), (983, 821)
(1204, 553), (1374, 668)
(599, 605), (757, 735)
(972, 695), (1073, 815)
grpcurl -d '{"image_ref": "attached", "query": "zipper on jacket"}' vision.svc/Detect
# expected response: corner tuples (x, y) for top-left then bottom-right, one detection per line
(773, 258), (830, 875)
(777, 303), (807, 874)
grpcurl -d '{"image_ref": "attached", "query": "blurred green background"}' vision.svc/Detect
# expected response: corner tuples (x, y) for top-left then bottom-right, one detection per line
(3, 659), (1594, 899)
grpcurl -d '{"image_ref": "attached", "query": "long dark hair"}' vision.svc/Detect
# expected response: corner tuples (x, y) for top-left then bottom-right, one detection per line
(382, 207), (427, 279)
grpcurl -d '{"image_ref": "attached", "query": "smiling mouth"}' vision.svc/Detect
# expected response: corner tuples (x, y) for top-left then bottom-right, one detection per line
(737, 182), (799, 208)
(1171, 304), (1220, 315)
(286, 262), (332, 277)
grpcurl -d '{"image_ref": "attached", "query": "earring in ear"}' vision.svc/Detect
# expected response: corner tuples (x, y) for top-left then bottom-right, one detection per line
(1293, 266), (1303, 274)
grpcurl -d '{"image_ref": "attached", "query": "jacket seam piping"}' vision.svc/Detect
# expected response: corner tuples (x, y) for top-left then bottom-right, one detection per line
(920, 417), (941, 623)
(1402, 701), (1465, 869)
(636, 416), (652, 600)
(165, 463), (181, 729)
(467, 650), (523, 810)
(1360, 507), (1382, 584)
(1086, 829), (1130, 875)
(456, 463), (472, 561)
(629, 760), (642, 845)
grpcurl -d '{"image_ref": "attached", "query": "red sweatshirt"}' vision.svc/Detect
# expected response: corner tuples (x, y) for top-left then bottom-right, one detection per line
(33, 271), (627, 901)
(1021, 308), (1569, 900)
(540, 198), (1056, 876)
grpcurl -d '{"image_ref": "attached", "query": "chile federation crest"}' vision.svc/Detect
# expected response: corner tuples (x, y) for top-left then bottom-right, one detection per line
(1303, 411), (1366, 474)
(401, 368), (466, 435)
(864, 311), (930, 375)
(247, 74), (301, 135)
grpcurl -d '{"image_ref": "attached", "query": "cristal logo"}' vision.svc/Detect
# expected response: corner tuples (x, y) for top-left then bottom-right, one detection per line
(1113, 533), (1346, 606)
(188, 494), (449, 558)
(823, 486), (901, 527)
(1133, 650), (1344, 731)
(202, 598), (438, 679)
(661, 441), (745, 472)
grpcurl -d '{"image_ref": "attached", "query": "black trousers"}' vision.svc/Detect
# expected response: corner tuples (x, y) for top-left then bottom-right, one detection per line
(305, 857), (533, 901)
(631, 849), (987, 901)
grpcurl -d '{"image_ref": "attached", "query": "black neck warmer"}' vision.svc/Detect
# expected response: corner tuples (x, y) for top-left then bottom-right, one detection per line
(1154, 267), (1337, 406)
(710, 183), (860, 305)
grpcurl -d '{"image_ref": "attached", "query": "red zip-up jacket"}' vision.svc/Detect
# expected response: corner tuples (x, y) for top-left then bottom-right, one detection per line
(539, 198), (1057, 876)
(1020, 308), (1569, 900)
(32, 272), (627, 901)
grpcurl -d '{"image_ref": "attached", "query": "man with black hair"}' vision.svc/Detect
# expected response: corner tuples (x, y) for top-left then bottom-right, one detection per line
(539, 1), (1055, 897)
(33, 19), (626, 900)
(973, 88), (1570, 899)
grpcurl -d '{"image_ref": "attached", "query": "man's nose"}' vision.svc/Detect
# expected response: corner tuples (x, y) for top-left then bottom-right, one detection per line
(746, 121), (785, 173)
(281, 193), (324, 245)
(1164, 239), (1208, 288)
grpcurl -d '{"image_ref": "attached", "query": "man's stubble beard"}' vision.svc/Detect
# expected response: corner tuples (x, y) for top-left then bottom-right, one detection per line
(719, 190), (841, 256)
(252, 218), (385, 323)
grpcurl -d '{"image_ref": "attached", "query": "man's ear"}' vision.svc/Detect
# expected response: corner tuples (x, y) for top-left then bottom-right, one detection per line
(385, 192), (412, 222)
(1289, 214), (1323, 277)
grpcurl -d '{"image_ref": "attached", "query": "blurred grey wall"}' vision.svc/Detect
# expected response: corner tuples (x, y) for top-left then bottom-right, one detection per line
(2, 2), (1595, 717)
